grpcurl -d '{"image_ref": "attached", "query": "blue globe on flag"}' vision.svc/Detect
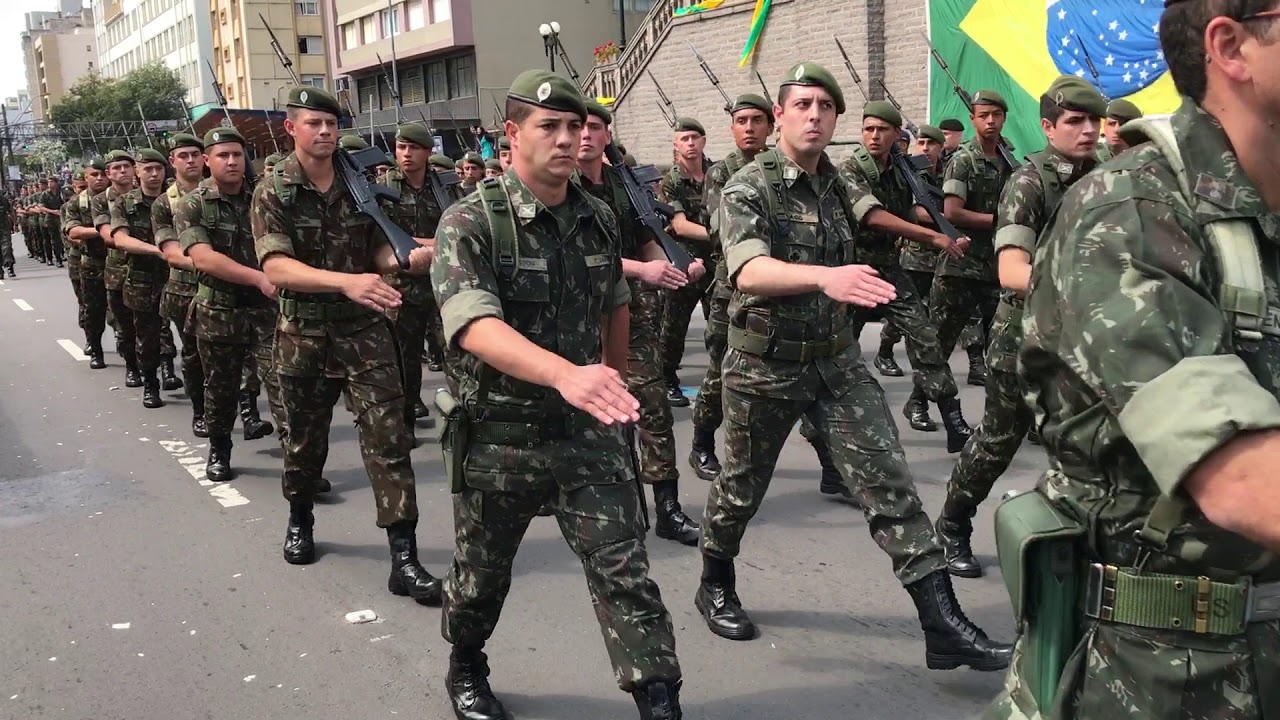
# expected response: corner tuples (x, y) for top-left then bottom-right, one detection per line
(1046, 0), (1167, 98)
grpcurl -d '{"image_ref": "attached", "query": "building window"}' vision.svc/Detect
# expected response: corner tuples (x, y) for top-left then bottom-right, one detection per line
(361, 15), (375, 44)
(301, 74), (326, 88)
(407, 0), (424, 30)
(342, 22), (358, 50)
(426, 60), (447, 102)
(400, 65), (424, 104)
(380, 8), (400, 37)
(447, 55), (475, 97)
(298, 35), (323, 54)
(357, 76), (380, 113)
(295, 1), (319, 15)
(431, 0), (450, 23)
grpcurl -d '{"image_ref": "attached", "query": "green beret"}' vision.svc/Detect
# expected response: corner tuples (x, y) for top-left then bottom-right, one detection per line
(203, 127), (245, 148)
(86, 159), (106, 172)
(731, 93), (773, 118)
(971, 90), (1008, 112)
(623, 154), (637, 167)
(454, 159), (465, 170)
(264, 153), (283, 167)
(104, 149), (135, 165)
(507, 69), (587, 120)
(584, 99), (612, 125)
(938, 118), (965, 132)
(463, 151), (483, 165)
(862, 100), (903, 128)
(286, 85), (342, 117)
(429, 154), (454, 170)
(72, 169), (85, 180)
(674, 117), (705, 135)
(168, 133), (203, 152)
(918, 125), (945, 144)
(339, 135), (369, 151)
(780, 63), (845, 115)
(1043, 76), (1107, 117)
(396, 123), (433, 149)
(1106, 98), (1143, 122)
(497, 137), (510, 151)
(484, 158), (502, 171)
(136, 148), (169, 166)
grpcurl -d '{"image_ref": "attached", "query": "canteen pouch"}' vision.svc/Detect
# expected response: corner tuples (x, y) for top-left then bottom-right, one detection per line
(994, 490), (1087, 712)
(434, 388), (470, 494)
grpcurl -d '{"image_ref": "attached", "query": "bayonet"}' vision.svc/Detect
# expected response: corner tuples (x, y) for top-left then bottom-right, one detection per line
(649, 71), (677, 128)
(687, 42), (733, 114)
(920, 30), (1019, 170)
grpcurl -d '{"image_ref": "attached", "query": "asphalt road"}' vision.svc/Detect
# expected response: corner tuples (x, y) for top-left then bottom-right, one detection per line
(0, 240), (1046, 720)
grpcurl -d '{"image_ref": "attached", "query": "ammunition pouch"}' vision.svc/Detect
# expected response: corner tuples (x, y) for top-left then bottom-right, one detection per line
(433, 388), (470, 494)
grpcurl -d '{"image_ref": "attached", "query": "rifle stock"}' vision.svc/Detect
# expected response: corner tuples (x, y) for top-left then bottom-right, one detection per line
(603, 143), (692, 272)
(337, 146), (418, 269)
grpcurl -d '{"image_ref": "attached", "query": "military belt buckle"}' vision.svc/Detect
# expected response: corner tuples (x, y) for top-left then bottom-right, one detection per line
(1085, 563), (1118, 621)
(1246, 579), (1280, 623)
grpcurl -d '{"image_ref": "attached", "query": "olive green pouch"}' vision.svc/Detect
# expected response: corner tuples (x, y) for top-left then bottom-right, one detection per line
(433, 388), (470, 493)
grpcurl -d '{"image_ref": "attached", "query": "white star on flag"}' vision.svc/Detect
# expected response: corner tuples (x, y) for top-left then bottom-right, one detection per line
(1063, 36), (1071, 46)
(1123, 71), (1132, 83)
(1105, 54), (1114, 66)
(1109, 20), (1119, 30)
(1118, 30), (1128, 40)
(1139, 69), (1149, 80)
(1058, 8), (1067, 19)
(1075, 68), (1086, 77)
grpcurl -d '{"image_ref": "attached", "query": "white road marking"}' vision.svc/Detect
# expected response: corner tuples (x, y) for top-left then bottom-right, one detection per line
(111, 623), (131, 630)
(155, 438), (250, 507)
(13, 298), (33, 311)
(57, 335), (88, 358)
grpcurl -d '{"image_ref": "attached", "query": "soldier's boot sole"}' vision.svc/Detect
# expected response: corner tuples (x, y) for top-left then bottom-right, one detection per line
(387, 567), (444, 606)
(694, 586), (756, 641)
(924, 644), (1011, 672)
(654, 514), (700, 547)
(945, 557), (983, 579)
(688, 448), (721, 482)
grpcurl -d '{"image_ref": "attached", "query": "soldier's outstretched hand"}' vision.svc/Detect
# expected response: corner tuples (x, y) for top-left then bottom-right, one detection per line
(555, 363), (640, 425)
(820, 264), (897, 307)
(344, 273), (403, 313)
(637, 259), (687, 290)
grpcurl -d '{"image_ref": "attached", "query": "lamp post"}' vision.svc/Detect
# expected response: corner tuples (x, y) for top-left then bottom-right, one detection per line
(539, 21), (561, 73)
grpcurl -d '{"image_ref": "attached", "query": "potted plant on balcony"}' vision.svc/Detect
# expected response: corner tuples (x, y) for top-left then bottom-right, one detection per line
(593, 41), (620, 65)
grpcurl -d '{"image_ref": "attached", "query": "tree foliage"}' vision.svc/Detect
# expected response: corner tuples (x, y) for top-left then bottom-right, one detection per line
(24, 138), (68, 174)
(50, 63), (186, 125)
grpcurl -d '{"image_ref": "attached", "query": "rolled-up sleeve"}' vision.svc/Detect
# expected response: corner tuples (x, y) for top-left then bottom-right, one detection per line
(431, 205), (505, 348)
(151, 195), (178, 247)
(720, 179), (771, 283)
(174, 194), (211, 255)
(250, 182), (296, 263)
(943, 155), (970, 202)
(994, 168), (1043, 254)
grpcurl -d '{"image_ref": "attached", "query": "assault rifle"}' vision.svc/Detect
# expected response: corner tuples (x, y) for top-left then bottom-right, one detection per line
(921, 31), (1019, 171)
(602, 142), (692, 272)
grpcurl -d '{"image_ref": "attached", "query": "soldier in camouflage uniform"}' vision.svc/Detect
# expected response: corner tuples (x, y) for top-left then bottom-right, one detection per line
(431, 70), (683, 720)
(381, 122), (448, 440)
(263, 153), (282, 175)
(156, 134), (209, 437)
(62, 171), (88, 324)
(176, 128), (284, 483)
(28, 179), (48, 266)
(96, 151), (143, 388)
(496, 135), (511, 171)
(109, 148), (177, 409)
(459, 151), (484, 193)
(931, 91), (1015, 377)
(41, 178), (67, 268)
(937, 77), (1105, 578)
(252, 86), (442, 599)
(699, 63), (1010, 673)
(577, 98), (705, 546)
(66, 162), (112, 368)
(0, 187), (13, 277)
(658, 117), (714, 407)
(16, 187), (31, 263)
(838, 101), (974, 453)
(1096, 98), (1141, 163)
(987, 5), (1280, 715)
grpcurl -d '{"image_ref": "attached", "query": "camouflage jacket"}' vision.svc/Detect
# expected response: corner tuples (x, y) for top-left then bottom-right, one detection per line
(176, 177), (265, 302)
(576, 163), (640, 261)
(706, 149), (754, 298)
(0, 193), (10, 228)
(660, 155), (714, 259)
(60, 200), (80, 259)
(719, 149), (882, 398)
(1022, 98), (1280, 584)
(110, 189), (168, 285)
(64, 189), (106, 261)
(939, 136), (1014, 282)
(94, 186), (131, 280)
(838, 146), (919, 267)
(379, 165), (444, 305)
(29, 191), (50, 228)
(430, 168), (631, 490)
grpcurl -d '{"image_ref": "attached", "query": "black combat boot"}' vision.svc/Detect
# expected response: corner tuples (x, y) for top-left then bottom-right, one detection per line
(414, 397), (432, 420)
(239, 391), (275, 441)
(124, 354), (143, 388)
(811, 434), (853, 500)
(5, 265), (14, 278)
(695, 554), (756, 641)
(160, 358), (183, 391)
(446, 645), (508, 720)
(386, 519), (443, 605)
(907, 570), (1012, 671)
(426, 352), (444, 373)
(873, 340), (904, 377)
(902, 386), (938, 432)
(142, 371), (164, 409)
(937, 498), (982, 578)
(966, 345), (988, 387)
(632, 679), (683, 720)
(87, 341), (106, 370)
(688, 426), (721, 481)
(653, 480), (699, 546)
(190, 390), (209, 438)
(206, 435), (233, 483)
(1027, 426), (1042, 445)
(938, 396), (973, 454)
(282, 500), (316, 565)
(664, 370), (689, 408)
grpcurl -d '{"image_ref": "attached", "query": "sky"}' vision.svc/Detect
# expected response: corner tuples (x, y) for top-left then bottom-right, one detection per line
(0, 0), (90, 102)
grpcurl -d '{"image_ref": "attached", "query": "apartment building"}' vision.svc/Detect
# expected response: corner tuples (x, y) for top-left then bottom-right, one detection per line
(23, 6), (98, 121)
(207, 0), (331, 110)
(93, 0), (218, 107)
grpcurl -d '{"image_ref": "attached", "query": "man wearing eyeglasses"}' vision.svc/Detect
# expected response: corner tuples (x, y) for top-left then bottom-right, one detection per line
(984, 1), (1280, 717)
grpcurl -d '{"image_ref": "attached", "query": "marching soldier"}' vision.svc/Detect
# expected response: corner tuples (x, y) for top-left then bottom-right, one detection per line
(61, 170), (88, 327)
(0, 186), (14, 277)
(496, 136), (511, 171)
(938, 118), (964, 166)
(96, 151), (143, 388)
(66, 161), (112, 368)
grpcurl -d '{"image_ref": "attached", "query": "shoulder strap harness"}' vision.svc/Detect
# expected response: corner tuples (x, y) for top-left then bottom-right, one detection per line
(476, 175), (519, 282)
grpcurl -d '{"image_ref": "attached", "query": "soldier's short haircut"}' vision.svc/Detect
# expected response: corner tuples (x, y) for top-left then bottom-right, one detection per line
(1039, 95), (1069, 124)
(505, 99), (534, 126)
(1162, 0), (1280, 103)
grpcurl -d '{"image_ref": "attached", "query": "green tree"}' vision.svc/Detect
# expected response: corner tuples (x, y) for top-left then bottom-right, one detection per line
(49, 63), (187, 155)
(25, 138), (68, 175)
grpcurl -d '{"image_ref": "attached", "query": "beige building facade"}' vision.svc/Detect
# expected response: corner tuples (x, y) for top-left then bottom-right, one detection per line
(209, 0), (332, 110)
(23, 7), (98, 121)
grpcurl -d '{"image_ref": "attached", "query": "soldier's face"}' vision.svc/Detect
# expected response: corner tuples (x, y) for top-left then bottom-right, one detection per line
(499, 149), (511, 170)
(484, 167), (502, 178)
(462, 162), (484, 182)
(204, 142), (245, 184)
(396, 141), (429, 176)
(673, 130), (705, 162)
(1102, 117), (1127, 150)
(776, 86), (838, 155)
(861, 117), (898, 159)
(137, 162), (166, 193)
(286, 109), (338, 160)
(942, 129), (963, 149)
(86, 168), (108, 192)
(730, 109), (771, 153)
(970, 105), (1006, 140)
(508, 108), (582, 183)
(1043, 109), (1101, 162)
(578, 115), (609, 163)
(108, 161), (135, 188)
(916, 137), (943, 166)
(170, 146), (205, 183)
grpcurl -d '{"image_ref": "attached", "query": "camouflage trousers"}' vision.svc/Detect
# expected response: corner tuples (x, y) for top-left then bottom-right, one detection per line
(389, 301), (429, 428)
(929, 275), (999, 359)
(442, 477), (681, 692)
(945, 300), (1032, 515)
(659, 255), (715, 374)
(78, 258), (109, 346)
(45, 227), (62, 263)
(630, 285), (677, 483)
(161, 287), (202, 405)
(985, 619), (1280, 719)
(123, 280), (177, 373)
(880, 269), (985, 351)
(852, 263), (958, 402)
(0, 230), (12, 267)
(67, 257), (85, 329)
(275, 320), (416, 527)
(691, 283), (731, 433)
(702, 356), (947, 585)
(106, 264), (136, 363)
(194, 305), (282, 440)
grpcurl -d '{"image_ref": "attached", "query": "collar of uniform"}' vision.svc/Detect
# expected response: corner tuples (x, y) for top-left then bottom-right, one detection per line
(674, 154), (712, 180)
(198, 175), (247, 201)
(963, 136), (1006, 166)
(275, 153), (309, 188)
(502, 167), (593, 226)
(1038, 143), (1093, 183)
(1171, 98), (1278, 238)
(777, 151), (838, 189)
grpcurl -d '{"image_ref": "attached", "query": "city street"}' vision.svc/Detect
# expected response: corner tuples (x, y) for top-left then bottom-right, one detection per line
(0, 242), (1043, 720)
